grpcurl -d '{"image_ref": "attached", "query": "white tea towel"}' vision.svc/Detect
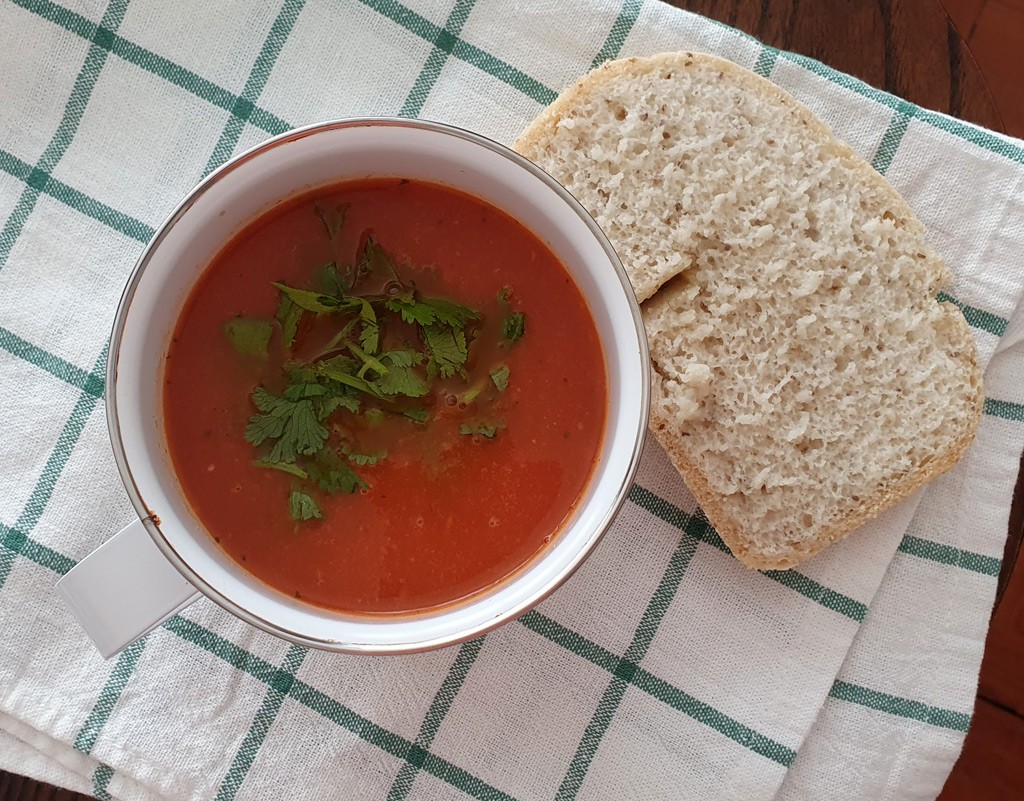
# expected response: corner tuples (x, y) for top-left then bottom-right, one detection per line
(0, 1), (1022, 800)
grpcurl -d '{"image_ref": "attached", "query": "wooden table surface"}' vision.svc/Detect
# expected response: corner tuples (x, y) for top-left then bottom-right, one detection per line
(3, 0), (1022, 798)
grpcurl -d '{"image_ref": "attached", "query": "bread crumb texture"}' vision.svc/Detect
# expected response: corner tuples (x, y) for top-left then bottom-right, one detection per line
(516, 53), (983, 569)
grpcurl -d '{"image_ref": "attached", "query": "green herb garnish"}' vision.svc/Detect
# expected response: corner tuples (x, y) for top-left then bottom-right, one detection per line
(237, 206), (525, 521)
(254, 458), (309, 479)
(375, 350), (429, 397)
(244, 385), (330, 464)
(275, 296), (302, 349)
(224, 317), (273, 359)
(289, 489), (323, 521)
(490, 364), (510, 392)
(344, 446), (388, 466)
(459, 421), (506, 439)
(503, 312), (525, 344)
(498, 286), (526, 345)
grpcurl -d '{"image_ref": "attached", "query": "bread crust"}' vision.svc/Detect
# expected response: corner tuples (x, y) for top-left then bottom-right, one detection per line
(649, 308), (982, 569)
(516, 52), (935, 293)
(516, 52), (984, 569)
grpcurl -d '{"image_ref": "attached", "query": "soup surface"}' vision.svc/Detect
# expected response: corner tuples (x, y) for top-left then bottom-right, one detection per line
(164, 178), (607, 614)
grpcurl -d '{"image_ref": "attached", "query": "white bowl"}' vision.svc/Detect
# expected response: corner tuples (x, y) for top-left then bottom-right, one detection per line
(61, 119), (649, 656)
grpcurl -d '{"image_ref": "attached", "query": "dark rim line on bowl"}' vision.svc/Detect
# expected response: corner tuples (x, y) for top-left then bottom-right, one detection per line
(105, 117), (650, 654)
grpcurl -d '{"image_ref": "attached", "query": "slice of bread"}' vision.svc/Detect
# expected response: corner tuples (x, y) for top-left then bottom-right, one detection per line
(515, 52), (983, 569)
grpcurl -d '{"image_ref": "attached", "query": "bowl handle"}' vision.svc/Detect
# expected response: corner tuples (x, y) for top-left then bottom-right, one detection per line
(55, 518), (200, 658)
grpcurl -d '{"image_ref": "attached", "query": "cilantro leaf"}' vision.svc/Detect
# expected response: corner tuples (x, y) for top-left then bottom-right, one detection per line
(314, 355), (383, 397)
(315, 393), (359, 421)
(375, 350), (428, 397)
(318, 262), (351, 297)
(384, 295), (480, 328)
(273, 283), (354, 313)
(383, 296), (433, 326)
(223, 317), (272, 359)
(289, 490), (323, 521)
(275, 295), (303, 349)
(245, 387), (329, 463)
(315, 355), (358, 375)
(344, 447), (388, 466)
(317, 466), (366, 493)
(283, 362), (320, 384)
(423, 324), (468, 379)
(459, 421), (506, 439)
(283, 382), (328, 402)
(252, 386), (286, 413)
(503, 312), (526, 344)
(254, 459), (308, 479)
(418, 297), (480, 327)
(270, 401), (327, 463)
(309, 450), (367, 493)
(247, 228), (501, 523)
(245, 389), (293, 444)
(380, 349), (419, 367)
(358, 299), (379, 354)
(490, 364), (510, 392)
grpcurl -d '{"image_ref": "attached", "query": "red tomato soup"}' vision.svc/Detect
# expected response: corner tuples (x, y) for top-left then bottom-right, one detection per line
(163, 178), (607, 614)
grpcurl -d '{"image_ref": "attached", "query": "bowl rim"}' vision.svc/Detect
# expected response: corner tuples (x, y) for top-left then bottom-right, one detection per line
(106, 117), (650, 653)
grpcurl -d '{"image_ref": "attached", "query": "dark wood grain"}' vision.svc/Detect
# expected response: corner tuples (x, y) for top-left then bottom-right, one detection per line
(937, 696), (1024, 799)
(1, 1), (1018, 799)
(671, 0), (1005, 131)
(0, 773), (82, 801)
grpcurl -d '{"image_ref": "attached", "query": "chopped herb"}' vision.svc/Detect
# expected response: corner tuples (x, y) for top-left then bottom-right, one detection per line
(243, 206), (529, 522)
(358, 299), (379, 354)
(224, 317), (273, 359)
(254, 459), (308, 479)
(490, 364), (510, 392)
(423, 324), (469, 379)
(245, 386), (329, 464)
(309, 450), (367, 493)
(384, 295), (480, 328)
(460, 385), (483, 404)
(314, 355), (383, 397)
(315, 393), (359, 420)
(282, 382), (329, 402)
(498, 287), (525, 344)
(275, 295), (303, 349)
(459, 421), (506, 439)
(375, 350), (428, 397)
(289, 490), (323, 521)
(503, 312), (525, 344)
(344, 447), (388, 466)
(318, 262), (349, 297)
(272, 282), (354, 313)
(305, 318), (359, 361)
